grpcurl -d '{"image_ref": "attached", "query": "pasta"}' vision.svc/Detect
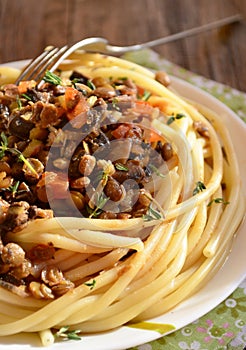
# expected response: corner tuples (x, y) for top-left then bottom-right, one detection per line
(0, 52), (244, 347)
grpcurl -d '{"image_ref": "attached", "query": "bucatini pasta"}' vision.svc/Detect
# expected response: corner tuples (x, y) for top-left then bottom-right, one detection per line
(0, 52), (244, 346)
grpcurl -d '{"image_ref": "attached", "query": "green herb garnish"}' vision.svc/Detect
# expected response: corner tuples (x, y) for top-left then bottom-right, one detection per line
(87, 80), (96, 90)
(18, 153), (38, 175)
(8, 181), (20, 195)
(141, 91), (151, 101)
(43, 70), (62, 85)
(112, 97), (120, 110)
(21, 93), (32, 101)
(207, 197), (230, 207)
(149, 164), (165, 178)
(71, 78), (80, 87)
(0, 132), (38, 175)
(88, 193), (109, 218)
(141, 90), (151, 101)
(97, 170), (110, 185)
(84, 279), (96, 290)
(176, 113), (186, 119)
(0, 132), (8, 158)
(55, 326), (82, 341)
(167, 113), (186, 125)
(115, 163), (128, 171)
(193, 181), (206, 196)
(97, 160), (115, 185)
(143, 204), (162, 221)
(16, 96), (22, 110)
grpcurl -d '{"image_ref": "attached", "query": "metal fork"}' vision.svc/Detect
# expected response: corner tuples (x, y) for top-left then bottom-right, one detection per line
(15, 13), (242, 84)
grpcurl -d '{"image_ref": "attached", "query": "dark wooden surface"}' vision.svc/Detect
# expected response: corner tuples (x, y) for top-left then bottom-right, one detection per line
(0, 0), (246, 91)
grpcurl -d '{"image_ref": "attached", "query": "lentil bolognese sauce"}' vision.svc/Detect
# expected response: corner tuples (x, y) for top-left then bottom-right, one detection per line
(0, 66), (173, 293)
(0, 53), (244, 346)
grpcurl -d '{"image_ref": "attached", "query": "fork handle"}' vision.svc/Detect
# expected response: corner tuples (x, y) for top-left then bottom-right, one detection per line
(45, 14), (243, 70)
(105, 13), (243, 54)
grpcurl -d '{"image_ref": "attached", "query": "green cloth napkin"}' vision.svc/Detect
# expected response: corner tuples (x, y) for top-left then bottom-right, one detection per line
(121, 49), (246, 350)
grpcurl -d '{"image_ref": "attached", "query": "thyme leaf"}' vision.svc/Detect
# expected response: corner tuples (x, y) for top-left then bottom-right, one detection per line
(9, 180), (20, 195)
(141, 90), (151, 101)
(0, 132), (38, 176)
(149, 164), (165, 178)
(193, 181), (206, 196)
(97, 170), (110, 185)
(84, 279), (96, 290)
(167, 113), (186, 125)
(89, 193), (109, 218)
(55, 326), (82, 341)
(97, 160), (115, 185)
(87, 80), (96, 90)
(16, 152), (38, 175)
(143, 204), (162, 221)
(16, 96), (22, 110)
(117, 76), (128, 81)
(43, 71), (62, 86)
(21, 93), (32, 101)
(207, 197), (230, 207)
(176, 113), (186, 120)
(0, 132), (8, 158)
(115, 163), (128, 171)
(71, 78), (80, 87)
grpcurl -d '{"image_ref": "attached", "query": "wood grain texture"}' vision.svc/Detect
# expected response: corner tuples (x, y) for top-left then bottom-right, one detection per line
(0, 0), (245, 91)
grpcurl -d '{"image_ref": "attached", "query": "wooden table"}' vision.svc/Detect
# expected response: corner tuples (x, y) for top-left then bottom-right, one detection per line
(0, 0), (246, 92)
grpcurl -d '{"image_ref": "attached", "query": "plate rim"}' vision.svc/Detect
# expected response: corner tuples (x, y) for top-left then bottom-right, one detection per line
(0, 60), (245, 350)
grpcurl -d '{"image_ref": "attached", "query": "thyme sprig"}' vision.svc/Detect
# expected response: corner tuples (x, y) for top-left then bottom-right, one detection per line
(96, 170), (109, 185)
(87, 80), (96, 90)
(0, 132), (38, 176)
(8, 180), (20, 195)
(141, 90), (151, 101)
(193, 181), (206, 196)
(149, 164), (166, 178)
(43, 70), (62, 86)
(141, 189), (164, 221)
(0, 132), (8, 158)
(21, 93), (32, 101)
(143, 204), (162, 221)
(97, 160), (115, 185)
(55, 326), (82, 341)
(16, 96), (22, 110)
(167, 113), (186, 125)
(1, 181), (21, 198)
(88, 193), (109, 218)
(115, 163), (128, 171)
(207, 197), (230, 207)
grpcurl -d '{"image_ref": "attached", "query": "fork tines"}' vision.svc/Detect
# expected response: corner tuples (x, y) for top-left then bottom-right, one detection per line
(15, 45), (68, 85)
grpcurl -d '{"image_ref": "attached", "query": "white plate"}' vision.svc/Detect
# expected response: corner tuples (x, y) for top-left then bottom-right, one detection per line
(0, 60), (245, 350)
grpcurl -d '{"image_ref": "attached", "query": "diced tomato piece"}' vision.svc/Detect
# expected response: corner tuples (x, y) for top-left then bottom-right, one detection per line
(36, 171), (69, 202)
(63, 87), (89, 127)
(67, 97), (88, 120)
(18, 80), (36, 94)
(65, 87), (80, 110)
(111, 124), (131, 139)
